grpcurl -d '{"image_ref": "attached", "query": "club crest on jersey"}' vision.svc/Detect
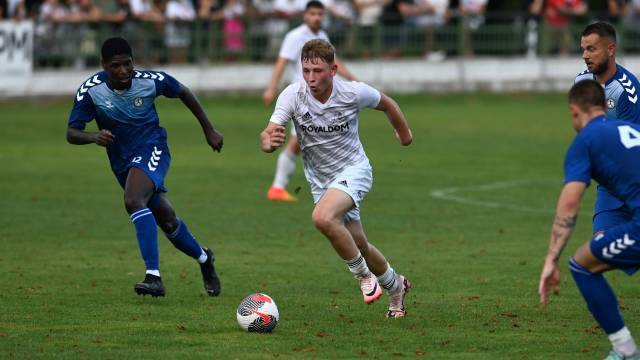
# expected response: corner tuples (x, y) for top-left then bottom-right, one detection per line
(134, 97), (144, 107)
(607, 98), (616, 109)
(332, 111), (347, 123)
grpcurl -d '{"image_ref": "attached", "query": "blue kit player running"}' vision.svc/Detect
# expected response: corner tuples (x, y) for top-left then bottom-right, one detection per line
(575, 22), (640, 234)
(539, 79), (640, 360)
(67, 37), (223, 298)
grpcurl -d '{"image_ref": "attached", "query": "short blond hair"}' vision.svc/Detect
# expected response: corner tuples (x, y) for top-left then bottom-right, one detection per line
(301, 39), (335, 65)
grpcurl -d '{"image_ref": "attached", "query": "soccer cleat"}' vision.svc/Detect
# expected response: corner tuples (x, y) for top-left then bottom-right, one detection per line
(386, 275), (412, 318)
(200, 247), (221, 296)
(358, 272), (382, 304)
(134, 274), (165, 297)
(267, 187), (298, 202)
(604, 351), (640, 360)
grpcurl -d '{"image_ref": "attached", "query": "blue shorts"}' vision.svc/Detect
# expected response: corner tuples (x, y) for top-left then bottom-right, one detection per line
(112, 141), (171, 195)
(593, 186), (630, 233)
(590, 222), (640, 275)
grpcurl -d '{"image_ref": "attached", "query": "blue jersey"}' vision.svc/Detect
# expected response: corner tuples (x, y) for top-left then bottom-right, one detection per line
(575, 64), (640, 124)
(564, 115), (640, 218)
(68, 70), (181, 165)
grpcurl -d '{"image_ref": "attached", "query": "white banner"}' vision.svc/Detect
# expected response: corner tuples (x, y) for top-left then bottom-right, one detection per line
(0, 21), (33, 95)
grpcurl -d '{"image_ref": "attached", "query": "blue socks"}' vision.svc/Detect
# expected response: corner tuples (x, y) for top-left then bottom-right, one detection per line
(130, 208), (159, 271)
(165, 219), (205, 260)
(569, 258), (625, 334)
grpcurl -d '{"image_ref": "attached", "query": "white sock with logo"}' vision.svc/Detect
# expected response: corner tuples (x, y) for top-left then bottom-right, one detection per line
(377, 263), (401, 293)
(610, 327), (638, 356)
(346, 253), (370, 278)
(272, 148), (296, 189)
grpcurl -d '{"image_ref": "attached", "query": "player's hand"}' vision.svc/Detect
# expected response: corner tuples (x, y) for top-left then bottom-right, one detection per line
(261, 126), (286, 152)
(538, 257), (561, 305)
(205, 129), (224, 153)
(262, 88), (276, 106)
(93, 129), (114, 147)
(395, 129), (413, 146)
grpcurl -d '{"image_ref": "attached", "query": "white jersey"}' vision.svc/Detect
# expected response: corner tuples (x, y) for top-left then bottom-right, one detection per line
(279, 24), (331, 83)
(269, 79), (381, 187)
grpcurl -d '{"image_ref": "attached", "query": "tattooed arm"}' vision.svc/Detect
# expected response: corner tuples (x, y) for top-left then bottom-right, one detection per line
(539, 181), (588, 304)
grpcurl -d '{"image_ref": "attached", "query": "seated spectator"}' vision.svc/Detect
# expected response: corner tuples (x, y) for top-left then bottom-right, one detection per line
(459, 0), (487, 57)
(530, 0), (586, 56)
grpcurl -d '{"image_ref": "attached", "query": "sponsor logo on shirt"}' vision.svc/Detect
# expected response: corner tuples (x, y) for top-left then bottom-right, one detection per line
(299, 123), (350, 133)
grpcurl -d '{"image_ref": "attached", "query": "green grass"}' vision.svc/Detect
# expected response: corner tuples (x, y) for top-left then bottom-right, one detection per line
(0, 93), (636, 359)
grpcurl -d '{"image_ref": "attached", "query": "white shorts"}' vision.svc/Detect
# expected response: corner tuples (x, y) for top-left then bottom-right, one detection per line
(309, 160), (372, 222)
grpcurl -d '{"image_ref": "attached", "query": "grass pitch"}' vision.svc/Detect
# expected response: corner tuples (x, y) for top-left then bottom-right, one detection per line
(1, 93), (637, 359)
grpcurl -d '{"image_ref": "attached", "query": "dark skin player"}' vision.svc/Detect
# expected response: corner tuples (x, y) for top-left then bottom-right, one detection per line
(66, 53), (223, 234)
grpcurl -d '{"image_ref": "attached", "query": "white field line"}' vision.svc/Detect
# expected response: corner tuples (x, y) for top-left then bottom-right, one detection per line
(429, 179), (560, 214)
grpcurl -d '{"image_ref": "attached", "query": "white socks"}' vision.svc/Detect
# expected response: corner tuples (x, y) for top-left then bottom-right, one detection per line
(197, 248), (208, 264)
(346, 253), (370, 278)
(272, 148), (296, 189)
(377, 263), (400, 293)
(146, 269), (160, 277)
(610, 327), (638, 356)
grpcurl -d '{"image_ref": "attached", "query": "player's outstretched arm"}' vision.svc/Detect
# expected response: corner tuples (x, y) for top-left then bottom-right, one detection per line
(335, 56), (357, 82)
(375, 93), (412, 146)
(263, 57), (289, 106)
(178, 84), (224, 153)
(538, 181), (587, 305)
(260, 122), (287, 153)
(66, 127), (114, 146)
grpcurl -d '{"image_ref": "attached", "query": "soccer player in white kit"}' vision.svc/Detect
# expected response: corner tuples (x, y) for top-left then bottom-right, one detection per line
(262, 0), (357, 202)
(260, 39), (414, 317)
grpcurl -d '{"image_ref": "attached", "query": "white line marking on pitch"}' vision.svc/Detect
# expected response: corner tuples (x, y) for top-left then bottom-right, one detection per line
(430, 179), (559, 214)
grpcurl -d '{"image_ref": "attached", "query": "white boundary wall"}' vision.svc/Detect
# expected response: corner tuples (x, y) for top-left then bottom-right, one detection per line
(5, 56), (640, 98)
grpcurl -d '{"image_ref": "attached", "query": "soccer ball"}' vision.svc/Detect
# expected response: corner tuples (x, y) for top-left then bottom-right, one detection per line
(236, 293), (279, 333)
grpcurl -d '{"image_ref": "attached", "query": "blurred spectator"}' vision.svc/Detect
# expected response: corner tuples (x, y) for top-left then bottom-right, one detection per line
(67, 0), (103, 21)
(530, 0), (586, 56)
(380, 0), (415, 58)
(130, 0), (164, 21)
(94, 0), (130, 22)
(353, 0), (384, 57)
(165, 0), (196, 62)
(607, 0), (627, 23)
(623, 0), (640, 29)
(0, 0), (6, 18)
(407, 0), (449, 61)
(39, 0), (67, 20)
(211, 0), (245, 60)
(459, 0), (487, 57)
(8, 0), (28, 19)
(35, 0), (69, 66)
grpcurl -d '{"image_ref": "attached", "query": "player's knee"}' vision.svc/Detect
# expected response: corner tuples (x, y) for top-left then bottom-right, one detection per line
(311, 210), (336, 233)
(124, 195), (147, 214)
(572, 243), (610, 274)
(157, 217), (178, 234)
